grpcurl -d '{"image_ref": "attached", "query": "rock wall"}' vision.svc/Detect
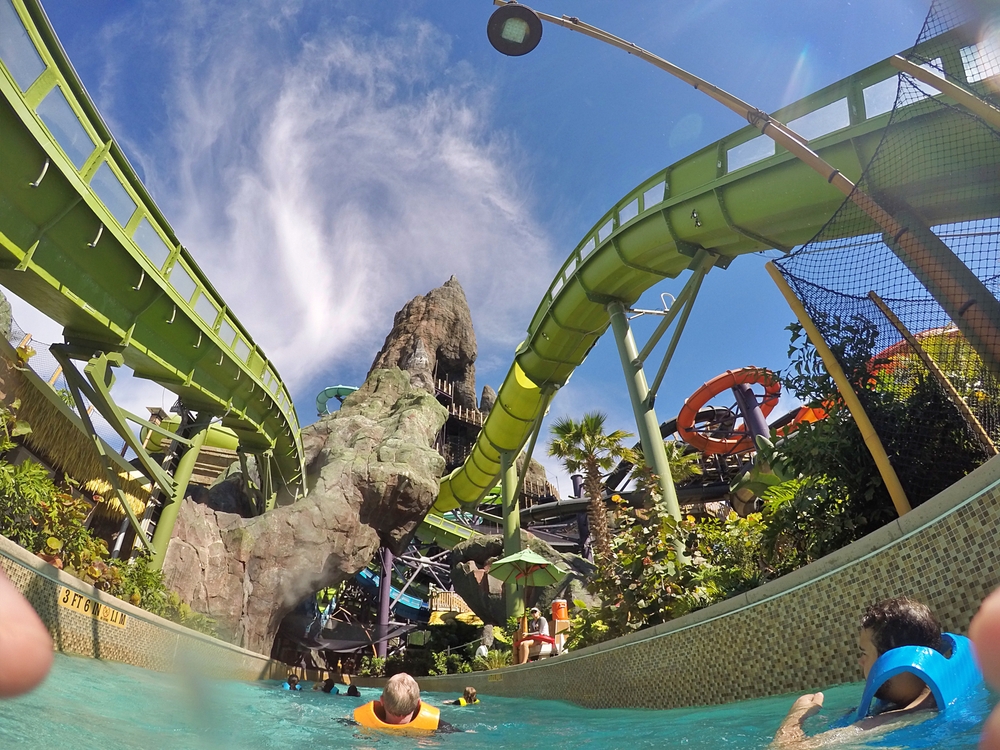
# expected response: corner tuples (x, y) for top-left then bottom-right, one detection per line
(369, 277), (478, 410)
(162, 368), (448, 654)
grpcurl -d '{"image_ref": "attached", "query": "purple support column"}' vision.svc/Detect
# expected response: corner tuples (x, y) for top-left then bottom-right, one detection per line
(732, 383), (770, 443)
(376, 546), (394, 658)
(570, 473), (584, 498)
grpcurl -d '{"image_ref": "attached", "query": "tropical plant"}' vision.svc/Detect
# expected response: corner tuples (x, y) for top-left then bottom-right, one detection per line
(548, 412), (633, 565)
(358, 655), (386, 677)
(630, 439), (703, 507)
(473, 649), (511, 671)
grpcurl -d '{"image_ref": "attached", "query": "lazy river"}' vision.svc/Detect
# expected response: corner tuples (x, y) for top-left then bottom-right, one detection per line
(0, 654), (991, 749)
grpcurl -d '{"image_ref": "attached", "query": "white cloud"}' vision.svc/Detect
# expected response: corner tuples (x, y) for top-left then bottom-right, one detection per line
(101, 2), (557, 398)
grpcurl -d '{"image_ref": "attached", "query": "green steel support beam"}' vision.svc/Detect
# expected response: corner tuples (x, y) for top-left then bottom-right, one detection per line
(120, 408), (193, 448)
(50, 346), (175, 496)
(645, 252), (715, 403)
(500, 450), (523, 619)
(151, 420), (210, 570)
(54, 350), (154, 555)
(607, 300), (687, 563)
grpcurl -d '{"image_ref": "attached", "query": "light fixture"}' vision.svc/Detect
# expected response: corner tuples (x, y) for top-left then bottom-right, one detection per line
(487, 3), (543, 57)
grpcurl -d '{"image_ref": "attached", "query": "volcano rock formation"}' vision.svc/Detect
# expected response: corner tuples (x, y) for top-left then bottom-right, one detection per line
(369, 276), (479, 410)
(162, 368), (448, 653)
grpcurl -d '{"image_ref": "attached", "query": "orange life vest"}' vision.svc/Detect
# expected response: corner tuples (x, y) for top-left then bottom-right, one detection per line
(353, 700), (440, 734)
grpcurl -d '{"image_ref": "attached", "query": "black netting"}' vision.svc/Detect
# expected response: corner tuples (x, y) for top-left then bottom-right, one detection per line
(774, 0), (1000, 510)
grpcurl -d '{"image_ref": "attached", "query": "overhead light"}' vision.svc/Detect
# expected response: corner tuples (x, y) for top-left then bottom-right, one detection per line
(487, 4), (543, 57)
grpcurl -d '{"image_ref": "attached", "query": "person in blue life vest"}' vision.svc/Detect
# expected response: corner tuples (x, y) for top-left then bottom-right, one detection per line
(281, 674), (303, 691)
(312, 677), (338, 694)
(772, 597), (962, 747)
(444, 687), (479, 706)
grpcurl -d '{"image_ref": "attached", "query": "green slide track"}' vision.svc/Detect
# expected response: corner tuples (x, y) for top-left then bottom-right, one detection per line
(0, 0), (304, 488)
(416, 513), (478, 550)
(432, 28), (1000, 514)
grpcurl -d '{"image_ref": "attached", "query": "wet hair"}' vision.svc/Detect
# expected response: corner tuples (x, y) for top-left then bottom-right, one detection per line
(463, 686), (477, 701)
(347, 684), (361, 697)
(287, 674), (299, 684)
(321, 678), (336, 693)
(860, 597), (946, 656)
(382, 673), (420, 717)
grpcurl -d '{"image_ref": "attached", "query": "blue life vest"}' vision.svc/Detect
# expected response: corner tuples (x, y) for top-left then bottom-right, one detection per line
(856, 633), (982, 720)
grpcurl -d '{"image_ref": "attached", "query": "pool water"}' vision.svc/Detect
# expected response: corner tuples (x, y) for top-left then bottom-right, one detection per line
(0, 654), (991, 749)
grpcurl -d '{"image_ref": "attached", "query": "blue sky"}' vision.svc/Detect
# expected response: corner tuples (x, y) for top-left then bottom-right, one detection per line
(13, 0), (929, 494)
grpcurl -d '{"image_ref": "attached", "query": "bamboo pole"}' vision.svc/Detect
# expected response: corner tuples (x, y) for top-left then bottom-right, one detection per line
(889, 55), (1000, 132)
(767, 263), (911, 516)
(867, 290), (997, 455)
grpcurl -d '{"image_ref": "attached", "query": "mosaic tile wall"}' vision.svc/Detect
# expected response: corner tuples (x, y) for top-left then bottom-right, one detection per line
(0, 533), (303, 682)
(401, 457), (1000, 710)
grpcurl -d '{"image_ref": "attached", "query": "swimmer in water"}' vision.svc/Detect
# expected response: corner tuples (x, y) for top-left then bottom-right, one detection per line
(773, 597), (948, 748)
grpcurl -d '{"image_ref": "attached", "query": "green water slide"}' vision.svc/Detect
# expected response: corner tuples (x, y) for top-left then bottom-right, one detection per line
(0, 0), (304, 491)
(433, 28), (1000, 514)
(416, 513), (477, 549)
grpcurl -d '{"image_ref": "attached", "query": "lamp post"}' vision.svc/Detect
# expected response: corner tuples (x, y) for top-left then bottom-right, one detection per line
(486, 0), (1000, 380)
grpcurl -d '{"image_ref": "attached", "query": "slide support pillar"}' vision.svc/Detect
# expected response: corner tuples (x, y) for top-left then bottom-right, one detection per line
(500, 450), (523, 619)
(607, 301), (687, 563)
(376, 547), (394, 658)
(731, 383), (770, 443)
(151, 420), (210, 569)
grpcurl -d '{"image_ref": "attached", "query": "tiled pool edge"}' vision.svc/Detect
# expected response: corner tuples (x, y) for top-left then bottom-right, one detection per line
(0, 533), (318, 683)
(388, 456), (1000, 709)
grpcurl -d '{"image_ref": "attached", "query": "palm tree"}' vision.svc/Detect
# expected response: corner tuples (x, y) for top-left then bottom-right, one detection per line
(631, 440), (703, 507)
(548, 412), (633, 565)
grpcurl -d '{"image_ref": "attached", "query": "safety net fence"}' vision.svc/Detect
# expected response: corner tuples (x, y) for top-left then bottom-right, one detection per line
(772, 0), (1000, 513)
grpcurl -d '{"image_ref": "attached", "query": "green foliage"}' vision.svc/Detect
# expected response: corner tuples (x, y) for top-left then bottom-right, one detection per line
(387, 619), (480, 677)
(630, 441), (703, 508)
(54, 388), (75, 409)
(106, 555), (168, 612)
(765, 317), (986, 565)
(359, 656), (386, 677)
(427, 651), (472, 675)
(0, 402), (216, 636)
(549, 412), (633, 564)
(473, 649), (511, 671)
(162, 592), (217, 636)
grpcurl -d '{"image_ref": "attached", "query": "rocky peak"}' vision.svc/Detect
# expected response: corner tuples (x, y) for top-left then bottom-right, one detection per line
(369, 277), (478, 410)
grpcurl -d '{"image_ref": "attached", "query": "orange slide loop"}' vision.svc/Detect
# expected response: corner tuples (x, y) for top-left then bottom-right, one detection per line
(677, 367), (780, 456)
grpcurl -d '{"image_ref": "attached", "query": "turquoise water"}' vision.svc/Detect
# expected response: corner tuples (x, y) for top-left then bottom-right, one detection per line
(0, 654), (991, 748)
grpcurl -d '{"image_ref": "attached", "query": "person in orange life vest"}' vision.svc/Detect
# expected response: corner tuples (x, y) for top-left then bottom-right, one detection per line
(353, 672), (457, 733)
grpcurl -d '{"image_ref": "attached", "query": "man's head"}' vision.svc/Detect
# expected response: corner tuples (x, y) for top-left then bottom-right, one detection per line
(858, 597), (944, 706)
(381, 673), (420, 724)
(463, 686), (477, 702)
